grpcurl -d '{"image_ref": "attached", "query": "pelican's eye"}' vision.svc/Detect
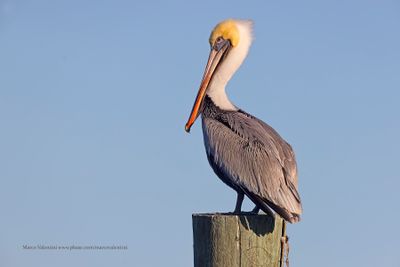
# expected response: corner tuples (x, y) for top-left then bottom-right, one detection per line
(213, 36), (229, 51)
(215, 36), (224, 45)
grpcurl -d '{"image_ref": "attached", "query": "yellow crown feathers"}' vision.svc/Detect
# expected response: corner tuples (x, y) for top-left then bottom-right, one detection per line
(209, 19), (240, 47)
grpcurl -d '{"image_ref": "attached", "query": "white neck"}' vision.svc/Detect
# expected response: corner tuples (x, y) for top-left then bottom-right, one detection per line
(206, 20), (253, 111)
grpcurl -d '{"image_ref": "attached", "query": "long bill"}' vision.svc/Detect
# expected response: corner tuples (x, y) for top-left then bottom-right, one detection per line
(185, 41), (230, 133)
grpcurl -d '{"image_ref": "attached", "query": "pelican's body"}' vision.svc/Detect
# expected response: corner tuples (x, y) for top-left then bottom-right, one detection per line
(185, 19), (302, 223)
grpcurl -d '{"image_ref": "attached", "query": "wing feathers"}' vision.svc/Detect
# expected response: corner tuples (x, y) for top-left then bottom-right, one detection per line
(202, 112), (302, 221)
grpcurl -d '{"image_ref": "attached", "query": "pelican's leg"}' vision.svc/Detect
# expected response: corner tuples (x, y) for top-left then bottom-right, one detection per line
(251, 205), (260, 214)
(260, 204), (274, 217)
(233, 192), (244, 214)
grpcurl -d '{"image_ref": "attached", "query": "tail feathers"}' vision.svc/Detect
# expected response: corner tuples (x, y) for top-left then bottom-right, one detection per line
(249, 192), (301, 223)
(263, 199), (301, 224)
(241, 187), (301, 223)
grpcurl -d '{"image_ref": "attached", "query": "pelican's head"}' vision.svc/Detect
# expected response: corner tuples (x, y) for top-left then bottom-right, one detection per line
(185, 19), (253, 132)
(209, 19), (241, 48)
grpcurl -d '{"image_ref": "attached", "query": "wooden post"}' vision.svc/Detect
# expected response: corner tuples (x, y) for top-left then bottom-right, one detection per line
(193, 213), (284, 267)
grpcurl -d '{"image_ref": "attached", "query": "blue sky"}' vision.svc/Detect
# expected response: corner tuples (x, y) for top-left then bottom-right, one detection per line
(1, 0), (399, 266)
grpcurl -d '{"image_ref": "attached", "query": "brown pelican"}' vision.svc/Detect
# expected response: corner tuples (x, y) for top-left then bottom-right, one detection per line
(185, 19), (302, 223)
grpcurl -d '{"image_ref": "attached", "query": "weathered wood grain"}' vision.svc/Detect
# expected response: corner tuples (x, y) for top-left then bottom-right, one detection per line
(193, 213), (284, 267)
